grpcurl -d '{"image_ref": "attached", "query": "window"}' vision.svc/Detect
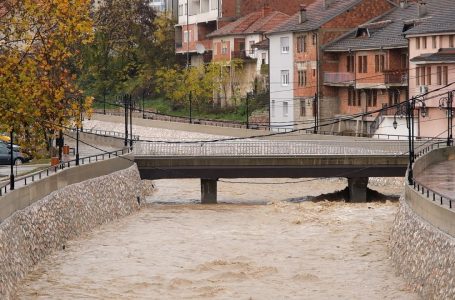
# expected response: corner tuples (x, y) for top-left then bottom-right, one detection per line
(348, 88), (356, 106)
(298, 70), (307, 86)
(221, 42), (227, 54)
(271, 100), (275, 117)
(261, 53), (266, 65)
(347, 55), (355, 72)
(416, 67), (422, 86)
(312, 34), (316, 45)
(312, 69), (316, 77)
(437, 66), (442, 85)
(283, 102), (289, 117)
(416, 37), (420, 49)
(421, 67), (426, 85)
(297, 35), (307, 53)
(358, 55), (367, 73)
(357, 90), (362, 106)
(280, 37), (289, 53)
(443, 66), (448, 85)
(178, 4), (183, 16)
(400, 53), (408, 69)
(389, 90), (399, 106)
(375, 54), (384, 73)
(450, 35), (454, 48)
(427, 66), (432, 85)
(184, 3), (187, 14)
(300, 99), (306, 116)
(432, 36), (437, 48)
(281, 70), (289, 86)
(440, 35), (444, 47)
(422, 36), (427, 49)
(183, 30), (189, 43)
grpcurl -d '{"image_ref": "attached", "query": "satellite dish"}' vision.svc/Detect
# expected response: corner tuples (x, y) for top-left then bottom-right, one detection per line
(196, 43), (206, 54)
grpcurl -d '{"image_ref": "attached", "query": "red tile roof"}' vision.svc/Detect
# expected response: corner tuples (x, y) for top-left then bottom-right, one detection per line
(208, 8), (290, 38)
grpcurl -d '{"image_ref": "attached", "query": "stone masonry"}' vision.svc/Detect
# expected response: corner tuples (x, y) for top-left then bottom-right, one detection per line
(0, 165), (144, 299)
(390, 198), (455, 299)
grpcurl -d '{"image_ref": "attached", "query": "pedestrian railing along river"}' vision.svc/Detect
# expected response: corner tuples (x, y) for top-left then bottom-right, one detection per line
(134, 140), (428, 157)
(0, 148), (131, 197)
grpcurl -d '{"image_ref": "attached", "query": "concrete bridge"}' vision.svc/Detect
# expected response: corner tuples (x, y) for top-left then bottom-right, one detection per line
(134, 140), (416, 203)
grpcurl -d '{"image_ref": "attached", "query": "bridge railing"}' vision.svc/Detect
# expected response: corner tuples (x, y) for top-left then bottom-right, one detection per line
(134, 140), (424, 157)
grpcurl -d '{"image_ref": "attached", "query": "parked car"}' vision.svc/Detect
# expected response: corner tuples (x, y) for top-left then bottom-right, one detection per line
(0, 133), (10, 143)
(0, 142), (28, 165)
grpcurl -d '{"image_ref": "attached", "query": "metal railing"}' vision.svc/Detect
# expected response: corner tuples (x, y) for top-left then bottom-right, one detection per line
(411, 141), (454, 210)
(73, 128), (140, 141)
(323, 72), (355, 85)
(304, 129), (444, 141)
(134, 140), (415, 157)
(0, 148), (130, 197)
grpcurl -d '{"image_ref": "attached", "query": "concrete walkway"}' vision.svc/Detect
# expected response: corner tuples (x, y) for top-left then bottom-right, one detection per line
(415, 160), (455, 200)
(89, 113), (378, 141)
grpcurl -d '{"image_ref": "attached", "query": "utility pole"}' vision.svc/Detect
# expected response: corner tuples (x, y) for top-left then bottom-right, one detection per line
(129, 94), (133, 149)
(76, 98), (81, 166)
(124, 94), (129, 147)
(189, 91), (193, 124)
(9, 130), (14, 190)
(313, 93), (318, 134)
(246, 92), (251, 129)
(448, 91), (453, 146)
(142, 89), (146, 119)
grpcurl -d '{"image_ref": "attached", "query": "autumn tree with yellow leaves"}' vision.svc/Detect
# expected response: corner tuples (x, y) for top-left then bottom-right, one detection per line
(0, 0), (93, 155)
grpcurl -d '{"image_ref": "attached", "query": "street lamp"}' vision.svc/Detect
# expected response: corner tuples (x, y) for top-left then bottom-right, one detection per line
(393, 97), (426, 184)
(439, 91), (454, 146)
(10, 130), (14, 190)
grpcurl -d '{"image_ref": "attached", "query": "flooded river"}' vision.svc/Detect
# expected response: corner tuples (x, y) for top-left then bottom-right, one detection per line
(15, 178), (417, 299)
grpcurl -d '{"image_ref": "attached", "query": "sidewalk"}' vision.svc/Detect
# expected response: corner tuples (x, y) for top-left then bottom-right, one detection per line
(88, 113), (376, 141)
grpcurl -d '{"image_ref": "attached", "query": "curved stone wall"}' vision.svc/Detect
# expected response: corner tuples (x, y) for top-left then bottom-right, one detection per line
(390, 147), (455, 299)
(0, 164), (144, 299)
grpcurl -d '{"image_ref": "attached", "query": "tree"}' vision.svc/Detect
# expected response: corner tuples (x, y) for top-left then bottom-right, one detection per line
(0, 0), (94, 155)
(78, 0), (176, 101)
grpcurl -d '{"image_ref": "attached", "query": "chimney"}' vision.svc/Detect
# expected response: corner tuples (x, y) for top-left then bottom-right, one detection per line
(399, 0), (408, 8)
(417, 1), (427, 17)
(262, 5), (272, 17)
(299, 5), (307, 23)
(323, 0), (333, 9)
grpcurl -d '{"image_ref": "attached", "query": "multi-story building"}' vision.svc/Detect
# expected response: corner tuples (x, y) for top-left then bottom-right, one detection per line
(175, 0), (316, 66)
(323, 2), (415, 137)
(207, 7), (289, 105)
(267, 0), (396, 132)
(406, 0), (455, 138)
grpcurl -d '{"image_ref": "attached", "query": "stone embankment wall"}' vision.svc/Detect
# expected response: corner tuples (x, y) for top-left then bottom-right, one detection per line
(390, 147), (455, 299)
(0, 164), (144, 299)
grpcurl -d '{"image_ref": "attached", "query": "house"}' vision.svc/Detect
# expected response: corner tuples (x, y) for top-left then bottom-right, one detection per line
(323, 1), (417, 137)
(266, 0), (396, 132)
(174, 0), (316, 66)
(405, 0), (455, 139)
(206, 7), (289, 106)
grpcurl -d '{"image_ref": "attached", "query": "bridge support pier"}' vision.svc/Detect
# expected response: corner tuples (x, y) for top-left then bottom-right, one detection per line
(201, 178), (218, 204)
(347, 177), (369, 202)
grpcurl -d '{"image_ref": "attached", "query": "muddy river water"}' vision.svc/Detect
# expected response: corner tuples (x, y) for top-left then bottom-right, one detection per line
(15, 177), (417, 299)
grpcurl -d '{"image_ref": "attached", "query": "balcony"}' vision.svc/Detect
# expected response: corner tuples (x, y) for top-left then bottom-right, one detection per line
(324, 72), (355, 86)
(384, 69), (408, 86)
(231, 50), (256, 61)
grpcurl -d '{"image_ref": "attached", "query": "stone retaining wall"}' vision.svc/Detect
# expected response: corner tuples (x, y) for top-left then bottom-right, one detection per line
(390, 198), (455, 299)
(0, 164), (144, 299)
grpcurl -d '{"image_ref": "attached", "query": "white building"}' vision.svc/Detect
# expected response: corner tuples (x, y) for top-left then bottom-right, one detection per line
(268, 33), (295, 131)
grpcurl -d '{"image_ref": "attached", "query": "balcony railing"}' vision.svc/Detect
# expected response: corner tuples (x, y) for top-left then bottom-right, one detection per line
(384, 69), (407, 85)
(324, 72), (355, 85)
(231, 50), (256, 60)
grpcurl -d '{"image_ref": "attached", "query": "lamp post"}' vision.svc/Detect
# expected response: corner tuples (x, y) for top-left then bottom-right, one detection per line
(124, 94), (129, 147)
(76, 98), (81, 166)
(393, 97), (427, 184)
(439, 91), (454, 146)
(129, 94), (133, 149)
(313, 93), (318, 134)
(10, 130), (14, 190)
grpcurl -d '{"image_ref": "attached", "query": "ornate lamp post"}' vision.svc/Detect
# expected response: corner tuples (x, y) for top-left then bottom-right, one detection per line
(393, 97), (427, 184)
(439, 91), (454, 146)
